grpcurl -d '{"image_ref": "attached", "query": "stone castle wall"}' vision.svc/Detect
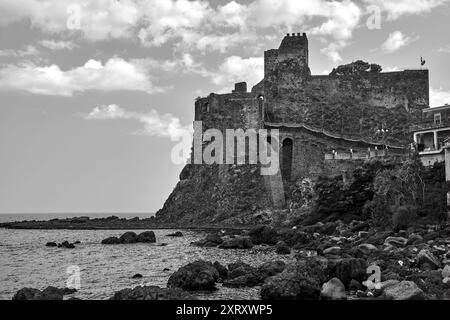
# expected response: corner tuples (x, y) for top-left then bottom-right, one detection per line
(155, 90), (275, 224)
(263, 35), (429, 146)
(267, 123), (407, 182)
(156, 34), (429, 225)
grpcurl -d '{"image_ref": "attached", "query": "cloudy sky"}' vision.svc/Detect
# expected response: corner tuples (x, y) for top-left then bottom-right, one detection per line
(1, 0), (450, 214)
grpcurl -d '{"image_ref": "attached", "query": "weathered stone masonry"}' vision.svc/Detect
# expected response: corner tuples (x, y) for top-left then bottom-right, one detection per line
(156, 34), (430, 225)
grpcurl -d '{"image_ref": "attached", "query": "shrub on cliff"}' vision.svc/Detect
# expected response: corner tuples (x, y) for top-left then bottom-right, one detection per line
(365, 161), (420, 228)
(329, 60), (382, 77)
(362, 197), (391, 227)
(288, 178), (315, 210)
(392, 205), (418, 231)
(419, 162), (447, 223)
(366, 157), (447, 227)
(308, 160), (392, 223)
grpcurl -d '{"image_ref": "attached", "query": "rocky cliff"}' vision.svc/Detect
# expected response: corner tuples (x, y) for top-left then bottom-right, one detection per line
(155, 163), (274, 226)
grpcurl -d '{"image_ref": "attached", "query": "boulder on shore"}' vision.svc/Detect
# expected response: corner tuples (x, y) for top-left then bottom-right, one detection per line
(167, 231), (183, 237)
(213, 261), (228, 281)
(46, 242), (57, 247)
(167, 260), (219, 291)
(12, 288), (43, 300)
(382, 281), (425, 300)
(356, 243), (378, 256)
(331, 258), (367, 289)
(223, 262), (260, 288)
(261, 258), (328, 300)
(136, 231), (156, 243)
(58, 241), (75, 249)
(323, 246), (342, 256)
(416, 249), (441, 270)
(384, 236), (408, 247)
(102, 236), (122, 244)
(222, 260), (286, 288)
(110, 286), (195, 300)
(258, 261), (286, 279)
(320, 278), (347, 300)
(101, 231), (156, 244)
(192, 233), (223, 247)
(218, 237), (253, 249)
(249, 225), (278, 245)
(120, 232), (138, 244)
(12, 286), (77, 300)
(275, 241), (291, 255)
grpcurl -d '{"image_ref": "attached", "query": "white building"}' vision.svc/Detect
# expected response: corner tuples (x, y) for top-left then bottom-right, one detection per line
(411, 104), (450, 166)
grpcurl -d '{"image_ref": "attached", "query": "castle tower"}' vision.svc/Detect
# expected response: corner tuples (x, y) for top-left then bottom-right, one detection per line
(278, 32), (309, 69)
(264, 33), (310, 78)
(263, 33), (311, 122)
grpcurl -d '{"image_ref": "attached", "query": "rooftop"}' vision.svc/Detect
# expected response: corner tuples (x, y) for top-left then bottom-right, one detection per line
(423, 104), (450, 113)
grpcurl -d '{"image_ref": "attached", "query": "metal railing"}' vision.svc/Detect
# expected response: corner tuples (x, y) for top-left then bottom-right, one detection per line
(410, 121), (450, 132)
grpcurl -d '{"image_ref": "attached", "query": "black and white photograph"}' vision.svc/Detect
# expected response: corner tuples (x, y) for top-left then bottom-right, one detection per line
(0, 0), (449, 314)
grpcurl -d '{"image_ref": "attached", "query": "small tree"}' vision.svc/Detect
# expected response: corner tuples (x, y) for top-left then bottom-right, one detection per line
(366, 156), (425, 227)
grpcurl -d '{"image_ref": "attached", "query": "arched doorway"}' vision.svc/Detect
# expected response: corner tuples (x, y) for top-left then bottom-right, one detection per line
(281, 138), (293, 182)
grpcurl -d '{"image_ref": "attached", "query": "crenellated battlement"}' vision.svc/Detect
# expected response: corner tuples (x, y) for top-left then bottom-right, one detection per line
(283, 32), (307, 38)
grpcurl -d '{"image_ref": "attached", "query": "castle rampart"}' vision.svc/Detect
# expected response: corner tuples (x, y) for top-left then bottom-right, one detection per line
(262, 34), (429, 146)
(157, 34), (431, 221)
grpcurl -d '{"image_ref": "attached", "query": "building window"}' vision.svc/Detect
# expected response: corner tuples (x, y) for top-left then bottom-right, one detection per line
(434, 113), (442, 125)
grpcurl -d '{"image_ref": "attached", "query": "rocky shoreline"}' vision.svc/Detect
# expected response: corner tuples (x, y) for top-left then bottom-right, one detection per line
(0, 215), (249, 231)
(10, 221), (450, 300)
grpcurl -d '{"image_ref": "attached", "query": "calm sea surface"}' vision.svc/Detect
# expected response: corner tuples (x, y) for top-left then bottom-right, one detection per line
(0, 214), (292, 300)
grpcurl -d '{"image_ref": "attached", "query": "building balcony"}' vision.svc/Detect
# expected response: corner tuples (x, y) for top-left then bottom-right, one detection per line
(410, 121), (450, 133)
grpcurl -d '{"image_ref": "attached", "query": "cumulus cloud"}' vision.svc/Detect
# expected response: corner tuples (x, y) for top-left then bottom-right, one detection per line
(0, 0), (366, 56)
(382, 31), (416, 53)
(308, 0), (362, 40)
(85, 104), (191, 140)
(384, 66), (401, 72)
(0, 0), (140, 41)
(0, 58), (160, 96)
(137, 0), (364, 55)
(211, 56), (264, 90)
(0, 45), (39, 58)
(137, 0), (213, 47)
(38, 40), (78, 50)
(320, 43), (345, 63)
(430, 88), (450, 107)
(438, 45), (450, 53)
(363, 0), (448, 20)
(0, 0), (446, 60)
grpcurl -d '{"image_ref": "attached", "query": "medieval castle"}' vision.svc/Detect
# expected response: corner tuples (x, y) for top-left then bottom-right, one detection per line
(156, 34), (430, 224)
